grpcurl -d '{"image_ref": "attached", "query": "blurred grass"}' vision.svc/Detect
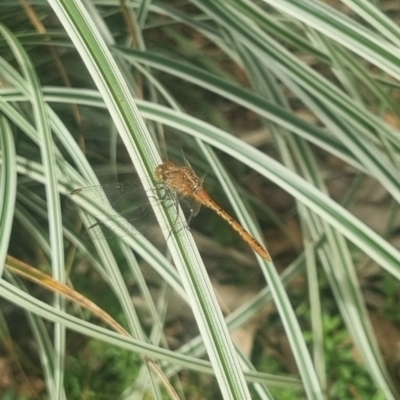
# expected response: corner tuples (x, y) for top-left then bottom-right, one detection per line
(0, 0), (400, 399)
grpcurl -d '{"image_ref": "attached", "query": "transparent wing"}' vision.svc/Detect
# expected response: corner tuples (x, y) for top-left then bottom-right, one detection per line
(66, 181), (161, 239)
(66, 180), (194, 240)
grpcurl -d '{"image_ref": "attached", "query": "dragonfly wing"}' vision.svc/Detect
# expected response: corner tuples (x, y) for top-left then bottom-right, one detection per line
(67, 180), (196, 240)
(82, 206), (157, 240)
(191, 201), (201, 218)
(66, 181), (160, 240)
(176, 197), (202, 226)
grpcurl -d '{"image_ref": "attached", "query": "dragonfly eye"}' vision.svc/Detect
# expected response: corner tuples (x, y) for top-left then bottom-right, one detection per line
(155, 162), (175, 180)
(155, 165), (165, 180)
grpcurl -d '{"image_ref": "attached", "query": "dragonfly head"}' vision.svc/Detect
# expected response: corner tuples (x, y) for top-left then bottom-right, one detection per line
(155, 161), (176, 182)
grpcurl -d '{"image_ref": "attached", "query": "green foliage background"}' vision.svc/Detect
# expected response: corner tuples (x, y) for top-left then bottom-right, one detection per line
(0, 0), (400, 399)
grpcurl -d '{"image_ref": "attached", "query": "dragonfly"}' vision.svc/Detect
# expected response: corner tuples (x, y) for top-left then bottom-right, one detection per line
(155, 161), (271, 261)
(69, 161), (271, 261)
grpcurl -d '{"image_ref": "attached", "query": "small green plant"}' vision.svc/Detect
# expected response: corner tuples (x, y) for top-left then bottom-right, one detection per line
(64, 339), (141, 400)
(307, 314), (385, 400)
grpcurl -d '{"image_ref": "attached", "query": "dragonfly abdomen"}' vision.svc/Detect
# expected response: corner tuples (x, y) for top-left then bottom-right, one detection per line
(196, 190), (271, 261)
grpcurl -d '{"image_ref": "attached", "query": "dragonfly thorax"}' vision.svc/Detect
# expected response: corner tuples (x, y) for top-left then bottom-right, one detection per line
(155, 161), (201, 198)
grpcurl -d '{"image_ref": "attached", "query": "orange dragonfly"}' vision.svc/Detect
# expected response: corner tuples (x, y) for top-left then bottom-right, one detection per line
(155, 161), (271, 261)
(69, 161), (271, 261)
